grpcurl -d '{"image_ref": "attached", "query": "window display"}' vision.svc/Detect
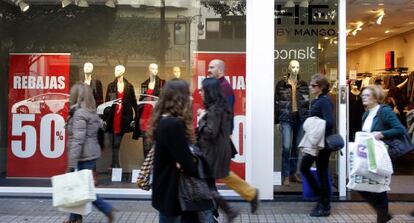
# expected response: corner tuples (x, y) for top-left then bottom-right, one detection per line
(0, 0), (246, 188)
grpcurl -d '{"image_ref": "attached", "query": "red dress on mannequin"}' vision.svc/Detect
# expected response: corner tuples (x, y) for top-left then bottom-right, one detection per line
(113, 90), (124, 134)
(140, 89), (154, 132)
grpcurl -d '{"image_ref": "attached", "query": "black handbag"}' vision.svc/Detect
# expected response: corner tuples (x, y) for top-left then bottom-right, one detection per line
(178, 145), (215, 211)
(377, 106), (414, 160)
(325, 134), (344, 151)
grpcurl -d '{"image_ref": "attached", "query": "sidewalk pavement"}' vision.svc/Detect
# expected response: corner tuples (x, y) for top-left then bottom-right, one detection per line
(0, 198), (413, 223)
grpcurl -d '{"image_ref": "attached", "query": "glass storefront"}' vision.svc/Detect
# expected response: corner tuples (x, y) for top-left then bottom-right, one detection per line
(273, 0), (339, 193)
(0, 0), (246, 188)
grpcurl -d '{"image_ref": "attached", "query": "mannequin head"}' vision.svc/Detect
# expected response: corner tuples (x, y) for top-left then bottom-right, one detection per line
(173, 66), (181, 78)
(83, 62), (94, 74)
(288, 60), (300, 76)
(114, 65), (126, 78)
(208, 59), (225, 79)
(149, 63), (159, 77)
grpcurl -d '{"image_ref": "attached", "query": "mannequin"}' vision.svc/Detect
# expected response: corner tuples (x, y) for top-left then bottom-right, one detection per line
(104, 65), (138, 169)
(139, 63), (165, 157)
(348, 81), (364, 142)
(274, 59), (309, 186)
(172, 66), (181, 79)
(83, 62), (103, 106)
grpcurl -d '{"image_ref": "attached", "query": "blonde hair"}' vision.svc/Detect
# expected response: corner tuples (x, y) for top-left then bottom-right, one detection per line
(361, 85), (385, 103)
(69, 82), (96, 111)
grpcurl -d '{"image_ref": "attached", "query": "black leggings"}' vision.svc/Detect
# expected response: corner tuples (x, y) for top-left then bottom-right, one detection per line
(300, 149), (332, 206)
(358, 191), (389, 223)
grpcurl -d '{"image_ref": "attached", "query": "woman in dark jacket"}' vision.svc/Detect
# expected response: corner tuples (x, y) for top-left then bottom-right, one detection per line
(197, 77), (238, 222)
(147, 79), (199, 223)
(65, 83), (114, 223)
(299, 74), (334, 217)
(359, 85), (405, 223)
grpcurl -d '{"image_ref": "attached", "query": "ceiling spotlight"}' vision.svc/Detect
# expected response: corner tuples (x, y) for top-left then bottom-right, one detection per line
(105, 0), (116, 8)
(75, 0), (89, 7)
(385, 30), (390, 34)
(15, 0), (29, 12)
(376, 11), (385, 24)
(284, 0), (295, 8)
(61, 0), (72, 8)
(299, 0), (309, 8)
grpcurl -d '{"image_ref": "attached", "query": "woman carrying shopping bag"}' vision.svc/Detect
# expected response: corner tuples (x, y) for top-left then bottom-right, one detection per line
(299, 74), (334, 217)
(197, 77), (239, 222)
(359, 85), (405, 223)
(65, 83), (115, 223)
(147, 79), (203, 223)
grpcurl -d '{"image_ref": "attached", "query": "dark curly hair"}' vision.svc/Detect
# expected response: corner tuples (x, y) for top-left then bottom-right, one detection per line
(147, 79), (195, 143)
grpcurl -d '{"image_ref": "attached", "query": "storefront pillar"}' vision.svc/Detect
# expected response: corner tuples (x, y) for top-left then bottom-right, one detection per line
(338, 0), (347, 198)
(245, 0), (275, 200)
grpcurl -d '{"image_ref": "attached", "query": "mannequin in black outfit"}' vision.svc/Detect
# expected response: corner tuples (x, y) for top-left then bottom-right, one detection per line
(348, 82), (365, 142)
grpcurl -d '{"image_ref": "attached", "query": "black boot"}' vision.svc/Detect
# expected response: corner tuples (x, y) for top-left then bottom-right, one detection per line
(310, 202), (330, 217)
(215, 195), (239, 223)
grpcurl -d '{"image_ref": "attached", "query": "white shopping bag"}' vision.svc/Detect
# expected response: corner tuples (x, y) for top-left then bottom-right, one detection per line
(347, 142), (391, 193)
(367, 139), (393, 177)
(58, 202), (92, 215)
(52, 169), (97, 208)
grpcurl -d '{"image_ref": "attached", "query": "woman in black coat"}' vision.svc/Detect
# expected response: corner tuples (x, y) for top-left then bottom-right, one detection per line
(197, 77), (238, 222)
(148, 79), (199, 223)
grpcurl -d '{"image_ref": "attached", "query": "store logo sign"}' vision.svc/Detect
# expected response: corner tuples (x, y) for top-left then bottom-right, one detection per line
(275, 4), (337, 37)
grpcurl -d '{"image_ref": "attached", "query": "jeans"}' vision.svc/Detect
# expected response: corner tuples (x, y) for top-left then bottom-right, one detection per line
(159, 212), (181, 223)
(69, 159), (113, 221)
(111, 133), (124, 168)
(358, 191), (389, 223)
(280, 121), (304, 179)
(220, 171), (256, 201)
(300, 149), (332, 207)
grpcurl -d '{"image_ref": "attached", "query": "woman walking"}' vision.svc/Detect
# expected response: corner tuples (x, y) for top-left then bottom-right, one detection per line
(148, 79), (200, 223)
(359, 85), (405, 223)
(65, 83), (114, 223)
(299, 74), (334, 217)
(197, 77), (239, 222)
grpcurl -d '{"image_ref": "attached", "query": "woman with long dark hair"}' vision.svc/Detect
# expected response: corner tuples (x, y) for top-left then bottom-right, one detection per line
(65, 83), (114, 223)
(197, 77), (239, 222)
(148, 79), (199, 223)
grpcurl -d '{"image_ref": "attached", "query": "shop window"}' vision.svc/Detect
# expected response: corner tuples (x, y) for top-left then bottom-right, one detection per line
(206, 20), (220, 39)
(206, 17), (246, 40)
(174, 22), (186, 45)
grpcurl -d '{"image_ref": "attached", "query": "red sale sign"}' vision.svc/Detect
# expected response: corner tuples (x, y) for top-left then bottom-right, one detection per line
(7, 53), (70, 177)
(192, 52), (246, 179)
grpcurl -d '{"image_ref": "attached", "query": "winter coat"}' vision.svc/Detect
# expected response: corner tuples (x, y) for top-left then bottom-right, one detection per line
(274, 74), (309, 124)
(361, 104), (406, 138)
(67, 107), (102, 168)
(139, 76), (165, 101)
(299, 116), (326, 156)
(197, 104), (233, 179)
(87, 78), (103, 106)
(104, 78), (138, 134)
(152, 116), (198, 216)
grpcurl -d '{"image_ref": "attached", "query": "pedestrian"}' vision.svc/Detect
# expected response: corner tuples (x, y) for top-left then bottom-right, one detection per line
(206, 59), (259, 214)
(148, 79), (202, 223)
(359, 85), (405, 223)
(197, 77), (239, 222)
(65, 83), (115, 223)
(299, 74), (334, 217)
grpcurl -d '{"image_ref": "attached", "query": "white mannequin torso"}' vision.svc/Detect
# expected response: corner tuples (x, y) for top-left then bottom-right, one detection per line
(84, 74), (92, 85)
(117, 77), (125, 93)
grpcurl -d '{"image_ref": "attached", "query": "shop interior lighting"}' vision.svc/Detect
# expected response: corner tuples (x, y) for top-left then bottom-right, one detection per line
(299, 0), (309, 8)
(15, 0), (29, 12)
(376, 10), (385, 24)
(105, 0), (116, 8)
(284, 0), (295, 8)
(61, 0), (72, 8)
(75, 0), (89, 7)
(385, 30), (390, 34)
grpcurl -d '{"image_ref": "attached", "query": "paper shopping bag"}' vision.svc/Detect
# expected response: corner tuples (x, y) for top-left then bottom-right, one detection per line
(58, 202), (92, 215)
(52, 169), (96, 208)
